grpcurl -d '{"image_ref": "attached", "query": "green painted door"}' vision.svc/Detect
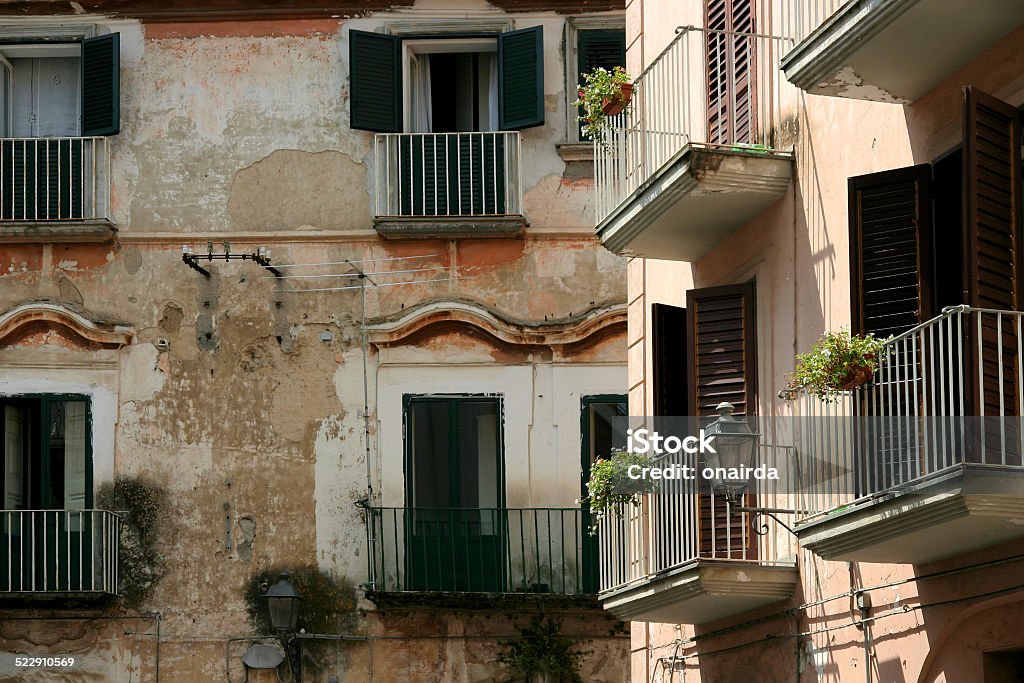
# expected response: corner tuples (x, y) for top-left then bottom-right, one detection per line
(580, 396), (628, 593)
(405, 396), (504, 592)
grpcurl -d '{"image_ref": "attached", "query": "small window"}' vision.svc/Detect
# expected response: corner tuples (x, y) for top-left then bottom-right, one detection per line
(565, 20), (625, 142)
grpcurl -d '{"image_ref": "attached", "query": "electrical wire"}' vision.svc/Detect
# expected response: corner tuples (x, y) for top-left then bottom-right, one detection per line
(279, 276), (474, 293)
(263, 266), (447, 280)
(270, 254), (439, 269)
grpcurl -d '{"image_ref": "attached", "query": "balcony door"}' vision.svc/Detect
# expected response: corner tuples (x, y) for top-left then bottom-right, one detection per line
(580, 396), (627, 593)
(1, 395), (93, 592)
(404, 395), (504, 592)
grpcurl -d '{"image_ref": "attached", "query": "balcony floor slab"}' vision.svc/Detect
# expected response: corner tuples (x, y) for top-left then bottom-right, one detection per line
(599, 560), (798, 625)
(597, 145), (793, 262)
(0, 220), (116, 244)
(373, 216), (526, 239)
(796, 465), (1024, 564)
(781, 0), (1024, 103)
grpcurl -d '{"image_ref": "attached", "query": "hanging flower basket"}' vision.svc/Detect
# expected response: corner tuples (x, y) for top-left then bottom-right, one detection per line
(784, 329), (889, 402)
(838, 354), (876, 390)
(601, 83), (634, 116)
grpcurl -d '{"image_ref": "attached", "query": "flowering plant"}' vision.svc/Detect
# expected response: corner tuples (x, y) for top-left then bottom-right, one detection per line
(581, 449), (657, 535)
(785, 328), (889, 402)
(574, 66), (633, 143)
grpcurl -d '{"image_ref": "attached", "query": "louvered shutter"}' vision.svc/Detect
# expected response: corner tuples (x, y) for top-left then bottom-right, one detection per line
(652, 303), (689, 417)
(498, 26), (544, 130)
(576, 29), (626, 140)
(705, 0), (755, 145)
(849, 165), (934, 338)
(963, 86), (1023, 424)
(686, 282), (758, 559)
(350, 30), (402, 133)
(81, 33), (120, 137)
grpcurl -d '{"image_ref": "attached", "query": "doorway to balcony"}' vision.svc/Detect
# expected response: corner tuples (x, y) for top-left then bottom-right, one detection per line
(1, 395), (94, 592)
(404, 395), (504, 592)
(581, 395), (627, 594)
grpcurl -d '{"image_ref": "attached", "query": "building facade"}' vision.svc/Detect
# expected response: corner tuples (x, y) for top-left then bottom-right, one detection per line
(596, 0), (1024, 680)
(0, 1), (633, 681)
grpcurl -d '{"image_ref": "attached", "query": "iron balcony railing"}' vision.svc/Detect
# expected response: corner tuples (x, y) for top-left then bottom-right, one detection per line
(594, 27), (795, 225)
(373, 132), (523, 219)
(795, 306), (1024, 520)
(598, 444), (797, 595)
(0, 137), (112, 223)
(1, 509), (121, 595)
(364, 507), (595, 595)
(780, 0), (847, 45)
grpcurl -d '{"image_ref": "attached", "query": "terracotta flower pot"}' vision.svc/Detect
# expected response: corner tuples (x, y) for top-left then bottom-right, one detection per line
(601, 83), (634, 116)
(838, 353), (876, 390)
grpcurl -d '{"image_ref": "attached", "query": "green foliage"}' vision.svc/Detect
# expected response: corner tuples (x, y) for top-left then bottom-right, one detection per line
(96, 476), (167, 608)
(581, 449), (657, 535)
(243, 564), (358, 635)
(786, 328), (889, 402)
(574, 66), (632, 142)
(499, 616), (586, 683)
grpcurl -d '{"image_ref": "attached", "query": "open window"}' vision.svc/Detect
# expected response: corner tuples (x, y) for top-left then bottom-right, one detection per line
(350, 26), (544, 133)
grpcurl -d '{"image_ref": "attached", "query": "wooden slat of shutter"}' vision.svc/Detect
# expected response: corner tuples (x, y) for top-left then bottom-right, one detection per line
(577, 29), (626, 76)
(686, 282), (757, 560)
(350, 30), (402, 133)
(849, 164), (934, 338)
(81, 33), (120, 137)
(963, 86), (1023, 426)
(652, 303), (689, 417)
(498, 26), (544, 131)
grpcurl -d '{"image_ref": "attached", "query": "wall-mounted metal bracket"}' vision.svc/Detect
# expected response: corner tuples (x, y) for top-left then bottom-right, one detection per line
(181, 243), (282, 278)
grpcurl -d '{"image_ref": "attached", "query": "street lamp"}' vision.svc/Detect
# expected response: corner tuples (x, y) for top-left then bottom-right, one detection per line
(263, 572), (303, 634)
(262, 572), (303, 682)
(702, 402), (760, 504)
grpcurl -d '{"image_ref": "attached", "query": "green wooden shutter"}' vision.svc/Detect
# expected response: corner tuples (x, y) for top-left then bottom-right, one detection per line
(686, 282), (758, 560)
(498, 26), (544, 131)
(577, 29), (626, 77)
(849, 164), (934, 338)
(81, 33), (120, 137)
(350, 30), (402, 133)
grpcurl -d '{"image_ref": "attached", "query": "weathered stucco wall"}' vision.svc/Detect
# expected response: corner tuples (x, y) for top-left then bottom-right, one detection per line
(0, 2), (629, 681)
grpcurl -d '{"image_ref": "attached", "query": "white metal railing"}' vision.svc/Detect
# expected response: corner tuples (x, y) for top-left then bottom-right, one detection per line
(0, 137), (112, 222)
(594, 27), (795, 225)
(374, 132), (522, 219)
(599, 443), (797, 594)
(795, 306), (1024, 521)
(1, 509), (120, 594)
(780, 0), (848, 45)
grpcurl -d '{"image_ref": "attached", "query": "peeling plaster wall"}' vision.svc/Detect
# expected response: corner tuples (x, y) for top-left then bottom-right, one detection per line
(0, 3), (628, 681)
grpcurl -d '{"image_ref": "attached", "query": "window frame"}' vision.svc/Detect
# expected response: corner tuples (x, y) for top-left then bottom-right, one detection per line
(400, 37), (498, 133)
(564, 14), (626, 143)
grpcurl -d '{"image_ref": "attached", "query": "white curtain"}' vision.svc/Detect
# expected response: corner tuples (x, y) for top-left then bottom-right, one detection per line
(10, 57), (80, 137)
(487, 53), (499, 131)
(410, 53), (432, 133)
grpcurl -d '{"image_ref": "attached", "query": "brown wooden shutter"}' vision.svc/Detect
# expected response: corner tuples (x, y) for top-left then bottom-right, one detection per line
(652, 303), (689, 417)
(686, 282), (757, 559)
(705, 0), (755, 145)
(849, 164), (934, 338)
(962, 86), (1023, 422)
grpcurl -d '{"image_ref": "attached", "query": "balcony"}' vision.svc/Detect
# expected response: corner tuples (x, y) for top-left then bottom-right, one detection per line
(781, 0), (1024, 102)
(598, 446), (798, 625)
(0, 137), (114, 242)
(364, 507), (598, 600)
(595, 27), (795, 262)
(794, 306), (1024, 564)
(1, 509), (121, 598)
(372, 132), (525, 239)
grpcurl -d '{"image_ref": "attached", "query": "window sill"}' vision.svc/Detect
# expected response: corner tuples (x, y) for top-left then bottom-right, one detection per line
(0, 219), (116, 244)
(557, 142), (595, 163)
(373, 215), (526, 239)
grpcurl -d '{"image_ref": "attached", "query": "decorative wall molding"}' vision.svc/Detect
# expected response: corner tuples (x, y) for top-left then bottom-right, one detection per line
(0, 302), (134, 349)
(365, 299), (626, 349)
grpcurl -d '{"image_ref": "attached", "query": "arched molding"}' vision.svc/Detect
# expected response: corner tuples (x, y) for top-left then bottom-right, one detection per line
(364, 299), (627, 349)
(0, 302), (134, 349)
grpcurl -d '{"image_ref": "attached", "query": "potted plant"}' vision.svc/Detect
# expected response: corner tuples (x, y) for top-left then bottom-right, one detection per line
(784, 328), (889, 402)
(580, 448), (657, 535)
(574, 66), (634, 143)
